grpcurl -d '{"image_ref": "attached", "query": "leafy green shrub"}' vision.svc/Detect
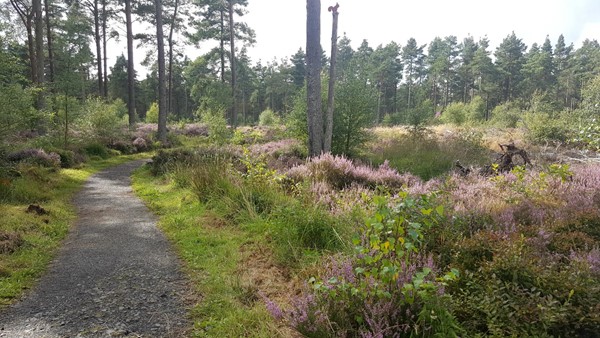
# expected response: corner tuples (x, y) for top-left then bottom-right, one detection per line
(266, 195), (461, 337)
(258, 109), (280, 126)
(570, 118), (600, 151)
(76, 98), (127, 143)
(490, 101), (522, 128)
(440, 102), (467, 125)
(522, 112), (570, 144)
(145, 102), (159, 123)
(198, 109), (231, 145)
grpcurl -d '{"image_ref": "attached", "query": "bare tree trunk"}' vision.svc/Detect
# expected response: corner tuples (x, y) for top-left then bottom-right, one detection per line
(155, 0), (168, 143)
(44, 0), (54, 89)
(11, 0), (36, 83)
(219, 8), (225, 83)
(93, 0), (103, 96)
(306, 0), (323, 157)
(324, 3), (338, 153)
(228, 0), (236, 127)
(102, 0), (108, 97)
(167, 0), (179, 116)
(125, 0), (136, 127)
(33, 0), (45, 109)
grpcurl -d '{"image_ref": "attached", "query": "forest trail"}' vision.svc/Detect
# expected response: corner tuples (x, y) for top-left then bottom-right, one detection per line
(0, 160), (190, 337)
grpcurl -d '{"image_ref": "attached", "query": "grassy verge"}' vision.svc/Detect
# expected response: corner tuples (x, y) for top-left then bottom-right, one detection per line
(132, 166), (289, 337)
(0, 153), (150, 307)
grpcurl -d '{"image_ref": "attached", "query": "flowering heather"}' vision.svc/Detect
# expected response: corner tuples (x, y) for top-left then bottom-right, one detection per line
(7, 148), (61, 168)
(180, 123), (209, 136)
(287, 154), (421, 190)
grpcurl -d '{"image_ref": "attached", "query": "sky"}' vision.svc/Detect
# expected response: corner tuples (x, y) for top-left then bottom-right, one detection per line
(242, 0), (600, 64)
(108, 0), (600, 73)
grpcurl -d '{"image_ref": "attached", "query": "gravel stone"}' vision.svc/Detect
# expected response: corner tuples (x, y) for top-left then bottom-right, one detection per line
(0, 160), (191, 337)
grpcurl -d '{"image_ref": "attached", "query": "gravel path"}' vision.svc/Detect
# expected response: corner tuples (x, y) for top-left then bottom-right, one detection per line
(0, 160), (191, 337)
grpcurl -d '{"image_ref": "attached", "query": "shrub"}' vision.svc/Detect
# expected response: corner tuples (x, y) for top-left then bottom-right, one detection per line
(266, 195), (461, 337)
(83, 143), (109, 159)
(440, 102), (467, 125)
(522, 112), (570, 144)
(132, 137), (149, 152)
(258, 109), (280, 126)
(198, 109), (231, 145)
(145, 102), (159, 123)
(45, 148), (78, 168)
(7, 149), (61, 168)
(287, 153), (421, 190)
(76, 98), (127, 143)
(490, 101), (522, 128)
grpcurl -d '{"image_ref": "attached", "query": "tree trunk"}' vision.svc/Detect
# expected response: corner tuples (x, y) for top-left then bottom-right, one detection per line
(155, 0), (168, 143)
(102, 0), (108, 97)
(167, 0), (179, 116)
(324, 3), (338, 153)
(93, 0), (103, 96)
(125, 0), (136, 127)
(44, 0), (54, 89)
(228, 0), (236, 127)
(306, 0), (323, 157)
(33, 0), (45, 109)
(219, 8), (225, 83)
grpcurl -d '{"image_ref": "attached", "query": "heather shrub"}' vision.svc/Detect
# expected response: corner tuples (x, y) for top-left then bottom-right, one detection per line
(132, 137), (149, 152)
(266, 195), (461, 337)
(287, 153), (421, 190)
(7, 148), (61, 168)
(44, 148), (78, 168)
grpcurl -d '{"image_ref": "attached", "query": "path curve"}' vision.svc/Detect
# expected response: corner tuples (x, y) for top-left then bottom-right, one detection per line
(0, 160), (190, 337)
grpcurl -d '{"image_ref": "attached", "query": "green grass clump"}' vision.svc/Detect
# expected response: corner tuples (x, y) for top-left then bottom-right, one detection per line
(366, 128), (491, 180)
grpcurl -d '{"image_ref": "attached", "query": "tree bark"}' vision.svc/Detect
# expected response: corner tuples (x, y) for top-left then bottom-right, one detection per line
(125, 0), (136, 127)
(228, 0), (236, 127)
(102, 0), (108, 97)
(306, 0), (323, 157)
(33, 0), (45, 109)
(93, 0), (103, 96)
(155, 0), (168, 143)
(44, 0), (54, 89)
(167, 0), (179, 116)
(219, 8), (225, 83)
(324, 3), (338, 153)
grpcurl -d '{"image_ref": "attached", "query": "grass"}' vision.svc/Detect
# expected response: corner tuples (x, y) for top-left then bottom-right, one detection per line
(0, 153), (150, 307)
(131, 166), (290, 337)
(364, 126), (493, 180)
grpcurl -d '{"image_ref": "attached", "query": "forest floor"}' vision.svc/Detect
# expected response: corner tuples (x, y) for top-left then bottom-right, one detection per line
(0, 160), (192, 337)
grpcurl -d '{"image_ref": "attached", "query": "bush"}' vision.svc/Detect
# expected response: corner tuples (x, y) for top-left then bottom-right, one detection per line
(258, 109), (280, 126)
(522, 112), (570, 144)
(198, 109), (231, 145)
(83, 143), (109, 159)
(490, 101), (522, 128)
(440, 102), (468, 125)
(145, 102), (159, 123)
(266, 195), (461, 337)
(7, 149), (61, 168)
